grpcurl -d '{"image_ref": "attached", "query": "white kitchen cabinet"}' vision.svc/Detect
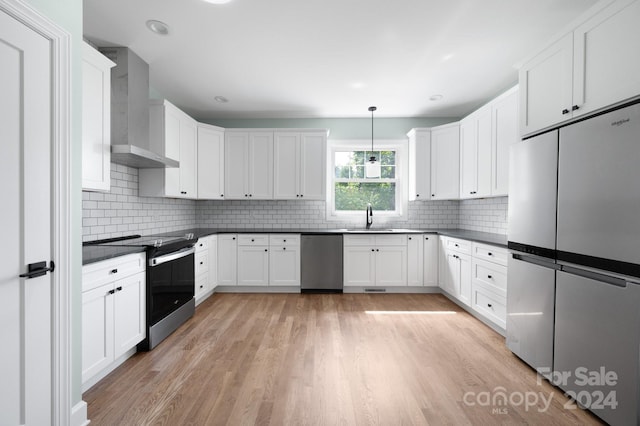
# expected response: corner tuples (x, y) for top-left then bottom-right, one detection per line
(195, 235), (217, 303)
(520, 0), (640, 136)
(407, 235), (423, 286)
(224, 131), (273, 199)
(237, 234), (269, 286)
(343, 235), (407, 287)
(269, 234), (301, 286)
(460, 107), (492, 199)
(439, 236), (471, 306)
(422, 234), (438, 287)
(430, 123), (460, 200)
(471, 242), (509, 329)
(217, 234), (238, 285)
(82, 42), (115, 192)
(407, 128), (431, 201)
(140, 100), (198, 198)
(197, 124), (225, 200)
(274, 131), (326, 200)
(82, 253), (145, 386)
(491, 87), (519, 196)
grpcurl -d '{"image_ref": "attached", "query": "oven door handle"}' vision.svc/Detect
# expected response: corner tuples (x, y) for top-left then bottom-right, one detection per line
(149, 246), (195, 267)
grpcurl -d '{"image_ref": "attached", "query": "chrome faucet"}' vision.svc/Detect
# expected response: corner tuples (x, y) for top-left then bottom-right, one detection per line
(366, 203), (373, 229)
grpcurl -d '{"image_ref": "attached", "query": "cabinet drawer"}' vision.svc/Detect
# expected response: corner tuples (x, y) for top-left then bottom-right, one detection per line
(83, 252), (145, 292)
(472, 242), (507, 266)
(443, 237), (471, 254)
(375, 234), (407, 246)
(195, 237), (209, 251)
(237, 234), (269, 246)
(472, 284), (506, 329)
(343, 235), (376, 246)
(472, 258), (507, 297)
(195, 251), (209, 275)
(269, 234), (300, 246)
(195, 273), (209, 293)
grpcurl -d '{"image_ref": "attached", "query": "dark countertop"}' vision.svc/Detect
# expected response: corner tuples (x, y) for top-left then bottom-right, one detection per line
(82, 245), (146, 265)
(435, 229), (508, 248)
(82, 228), (507, 265)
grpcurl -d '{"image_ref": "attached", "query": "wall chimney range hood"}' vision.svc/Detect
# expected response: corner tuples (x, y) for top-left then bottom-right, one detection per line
(100, 47), (178, 168)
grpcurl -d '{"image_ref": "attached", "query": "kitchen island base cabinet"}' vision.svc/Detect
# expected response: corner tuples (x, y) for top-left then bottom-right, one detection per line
(82, 253), (145, 390)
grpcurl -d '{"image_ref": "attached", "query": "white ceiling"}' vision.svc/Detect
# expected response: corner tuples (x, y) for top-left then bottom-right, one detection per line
(83, 0), (599, 120)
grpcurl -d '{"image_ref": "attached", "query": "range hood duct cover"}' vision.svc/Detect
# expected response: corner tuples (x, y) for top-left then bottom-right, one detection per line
(100, 47), (178, 168)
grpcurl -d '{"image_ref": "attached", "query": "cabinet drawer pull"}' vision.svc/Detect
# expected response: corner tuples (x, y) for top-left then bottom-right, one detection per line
(110, 269), (118, 274)
(283, 247), (286, 250)
(251, 239), (255, 242)
(371, 249), (375, 252)
(416, 194), (420, 197)
(425, 237), (429, 240)
(116, 286), (123, 292)
(200, 285), (204, 289)
(200, 261), (204, 265)
(220, 194), (224, 197)
(487, 275), (492, 279)
(264, 249), (268, 252)
(232, 237), (236, 240)
(408, 237), (412, 240)
(487, 303), (493, 308)
(572, 105), (580, 111)
(107, 289), (115, 295)
(562, 108), (570, 115)
(488, 252), (493, 256)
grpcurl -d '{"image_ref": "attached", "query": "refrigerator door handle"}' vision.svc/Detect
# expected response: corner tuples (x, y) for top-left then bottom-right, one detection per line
(560, 264), (629, 288)
(511, 252), (561, 270)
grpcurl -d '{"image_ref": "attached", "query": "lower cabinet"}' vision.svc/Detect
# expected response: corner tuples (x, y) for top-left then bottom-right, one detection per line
(217, 234), (238, 285)
(422, 234), (438, 287)
(343, 235), (407, 287)
(269, 234), (301, 286)
(217, 233), (301, 287)
(439, 236), (509, 330)
(407, 235), (423, 286)
(82, 253), (146, 386)
(440, 246), (472, 306)
(195, 235), (217, 303)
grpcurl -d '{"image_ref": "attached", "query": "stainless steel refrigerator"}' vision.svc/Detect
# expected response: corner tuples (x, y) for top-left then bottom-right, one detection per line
(507, 101), (640, 425)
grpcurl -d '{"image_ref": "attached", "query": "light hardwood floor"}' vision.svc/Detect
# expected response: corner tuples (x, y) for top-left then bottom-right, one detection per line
(84, 293), (603, 425)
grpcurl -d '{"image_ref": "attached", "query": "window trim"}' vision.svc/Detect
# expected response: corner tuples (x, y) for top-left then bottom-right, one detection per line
(326, 139), (408, 223)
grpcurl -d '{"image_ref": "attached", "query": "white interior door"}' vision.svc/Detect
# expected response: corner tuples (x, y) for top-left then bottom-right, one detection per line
(0, 8), (53, 425)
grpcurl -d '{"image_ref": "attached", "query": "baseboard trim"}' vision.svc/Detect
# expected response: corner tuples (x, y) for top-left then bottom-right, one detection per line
(342, 286), (441, 294)
(215, 286), (301, 293)
(440, 290), (506, 337)
(81, 347), (137, 393)
(71, 400), (89, 426)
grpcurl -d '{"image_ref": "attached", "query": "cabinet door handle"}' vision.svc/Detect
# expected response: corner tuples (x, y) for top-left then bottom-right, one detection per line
(371, 249), (375, 252)
(487, 275), (492, 279)
(116, 286), (123, 292)
(487, 303), (493, 308)
(264, 249), (268, 252)
(296, 194), (299, 197)
(107, 289), (115, 295)
(488, 252), (493, 256)
(110, 268), (118, 274)
(220, 194), (224, 197)
(200, 285), (204, 289)
(416, 194), (420, 197)
(200, 261), (204, 265)
(232, 237), (236, 240)
(562, 108), (570, 115)
(572, 105), (580, 111)
(455, 244), (459, 247)
(376, 249), (379, 252)
(283, 240), (287, 242)
(249, 194), (253, 197)
(408, 237), (412, 240)
(431, 194), (435, 197)
(300, 194), (303, 197)
(251, 239), (255, 242)
(283, 247), (286, 250)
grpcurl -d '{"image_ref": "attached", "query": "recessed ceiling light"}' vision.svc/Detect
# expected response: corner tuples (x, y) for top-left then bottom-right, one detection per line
(214, 96), (229, 103)
(203, 0), (233, 4)
(429, 94), (443, 101)
(146, 20), (170, 36)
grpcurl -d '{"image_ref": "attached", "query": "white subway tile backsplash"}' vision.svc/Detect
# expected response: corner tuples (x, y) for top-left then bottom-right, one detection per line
(82, 164), (508, 240)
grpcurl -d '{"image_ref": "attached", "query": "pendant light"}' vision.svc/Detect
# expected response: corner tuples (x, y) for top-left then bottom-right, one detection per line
(365, 106), (381, 178)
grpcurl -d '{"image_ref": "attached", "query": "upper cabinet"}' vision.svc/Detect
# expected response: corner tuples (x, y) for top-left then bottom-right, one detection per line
(407, 128), (431, 201)
(520, 0), (640, 136)
(224, 131), (274, 200)
(430, 123), (460, 200)
(273, 131), (327, 200)
(460, 86), (519, 199)
(197, 124), (225, 200)
(139, 100), (197, 198)
(460, 107), (492, 199)
(82, 42), (115, 192)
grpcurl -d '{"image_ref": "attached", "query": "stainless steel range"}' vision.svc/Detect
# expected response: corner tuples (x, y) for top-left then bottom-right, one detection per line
(86, 233), (197, 350)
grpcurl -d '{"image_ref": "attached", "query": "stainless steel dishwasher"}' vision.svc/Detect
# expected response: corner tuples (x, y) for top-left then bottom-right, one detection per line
(301, 234), (343, 293)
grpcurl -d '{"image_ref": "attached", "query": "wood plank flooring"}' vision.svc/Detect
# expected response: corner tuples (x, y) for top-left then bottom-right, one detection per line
(84, 293), (603, 425)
